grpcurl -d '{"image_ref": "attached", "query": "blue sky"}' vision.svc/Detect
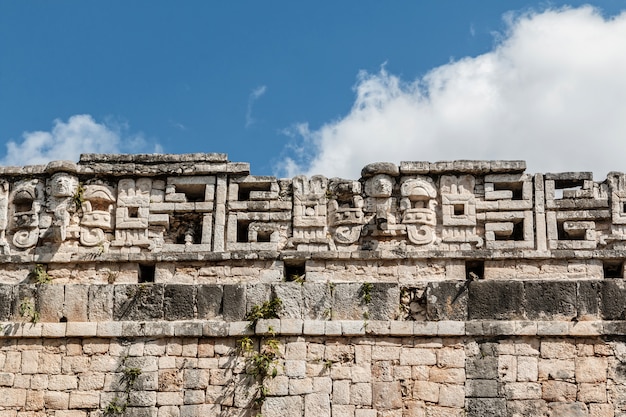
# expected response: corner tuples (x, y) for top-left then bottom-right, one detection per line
(2, 1), (626, 178)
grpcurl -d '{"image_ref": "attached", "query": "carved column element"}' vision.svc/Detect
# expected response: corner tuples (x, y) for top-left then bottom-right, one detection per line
(41, 172), (80, 244)
(290, 175), (331, 251)
(479, 173), (534, 249)
(112, 178), (152, 248)
(440, 175), (482, 249)
(544, 173), (609, 250)
(0, 180), (10, 254)
(226, 176), (291, 251)
(601, 173), (626, 248)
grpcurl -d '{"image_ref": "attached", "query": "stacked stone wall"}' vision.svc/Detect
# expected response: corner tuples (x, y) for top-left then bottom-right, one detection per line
(0, 154), (626, 416)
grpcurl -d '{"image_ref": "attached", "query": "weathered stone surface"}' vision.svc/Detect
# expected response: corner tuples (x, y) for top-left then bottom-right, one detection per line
(222, 284), (246, 321)
(468, 281), (524, 320)
(426, 281), (468, 321)
(163, 285), (195, 320)
(524, 282), (576, 320)
(466, 398), (507, 417)
(114, 284), (164, 320)
(196, 285), (223, 319)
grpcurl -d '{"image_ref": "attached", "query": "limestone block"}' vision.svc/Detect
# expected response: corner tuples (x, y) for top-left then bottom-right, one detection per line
(332, 283), (363, 320)
(36, 283), (64, 322)
(506, 400), (549, 417)
(465, 379), (498, 398)
(372, 381), (403, 410)
(578, 383), (607, 403)
(273, 282), (303, 319)
(332, 405), (356, 417)
(333, 380), (351, 405)
(261, 396), (303, 417)
(588, 403), (614, 417)
(426, 281), (467, 321)
(542, 380), (577, 402)
(525, 281), (577, 320)
(157, 391), (183, 406)
(302, 283), (332, 320)
(63, 285), (88, 322)
(548, 402), (588, 417)
(43, 391), (69, 409)
(38, 353), (62, 375)
(465, 398), (507, 417)
(113, 284), (165, 321)
(576, 356), (607, 382)
(290, 378), (313, 395)
(68, 391), (99, 409)
(516, 356), (538, 381)
(350, 382), (372, 406)
(180, 404), (220, 417)
(163, 285), (195, 320)
(25, 389), (44, 411)
(88, 285), (113, 321)
(0, 285), (13, 320)
(468, 281), (524, 320)
(20, 350), (38, 374)
(413, 381), (439, 402)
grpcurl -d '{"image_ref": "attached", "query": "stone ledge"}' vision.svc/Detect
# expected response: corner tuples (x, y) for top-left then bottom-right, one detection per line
(0, 319), (620, 338)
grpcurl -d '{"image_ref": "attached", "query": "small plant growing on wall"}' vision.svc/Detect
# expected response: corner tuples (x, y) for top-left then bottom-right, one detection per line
(29, 264), (51, 284)
(103, 356), (143, 415)
(19, 299), (40, 324)
(237, 297), (284, 410)
(245, 296), (282, 329)
(360, 282), (374, 304)
(72, 182), (85, 211)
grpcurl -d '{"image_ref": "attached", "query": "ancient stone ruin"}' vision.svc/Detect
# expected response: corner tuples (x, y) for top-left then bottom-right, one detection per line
(0, 153), (625, 416)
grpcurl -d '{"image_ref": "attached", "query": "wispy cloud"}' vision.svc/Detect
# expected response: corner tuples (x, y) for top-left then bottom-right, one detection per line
(246, 85), (267, 128)
(277, 6), (626, 180)
(170, 120), (187, 131)
(2, 114), (162, 166)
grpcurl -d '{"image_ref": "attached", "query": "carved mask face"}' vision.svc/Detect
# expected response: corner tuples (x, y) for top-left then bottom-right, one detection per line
(51, 174), (77, 197)
(365, 175), (393, 198)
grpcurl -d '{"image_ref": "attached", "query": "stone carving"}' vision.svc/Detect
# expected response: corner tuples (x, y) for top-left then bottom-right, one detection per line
(290, 175), (331, 251)
(328, 179), (364, 245)
(363, 173), (401, 237)
(399, 177), (437, 246)
(440, 175), (482, 249)
(545, 173), (609, 250)
(41, 173), (79, 244)
(4, 155), (626, 257)
(79, 183), (116, 247)
(0, 180), (10, 254)
(226, 176), (291, 251)
(112, 178), (152, 247)
(9, 179), (44, 249)
(480, 174), (534, 249)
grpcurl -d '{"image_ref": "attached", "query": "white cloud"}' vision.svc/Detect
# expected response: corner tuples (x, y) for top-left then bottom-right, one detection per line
(2, 114), (162, 166)
(278, 6), (626, 180)
(246, 85), (267, 128)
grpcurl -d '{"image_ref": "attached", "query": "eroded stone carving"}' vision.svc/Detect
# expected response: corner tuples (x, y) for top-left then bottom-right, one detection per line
(399, 177), (437, 246)
(290, 175), (331, 251)
(328, 179), (364, 245)
(9, 179), (44, 249)
(80, 183), (116, 247)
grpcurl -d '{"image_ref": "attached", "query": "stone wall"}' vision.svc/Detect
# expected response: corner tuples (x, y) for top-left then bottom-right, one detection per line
(0, 154), (626, 416)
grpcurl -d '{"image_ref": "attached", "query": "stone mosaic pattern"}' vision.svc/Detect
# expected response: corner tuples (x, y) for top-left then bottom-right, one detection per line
(0, 154), (626, 416)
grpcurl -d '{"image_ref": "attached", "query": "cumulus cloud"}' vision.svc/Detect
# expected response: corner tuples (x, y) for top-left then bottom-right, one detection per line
(278, 6), (626, 180)
(2, 114), (162, 166)
(246, 85), (267, 128)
